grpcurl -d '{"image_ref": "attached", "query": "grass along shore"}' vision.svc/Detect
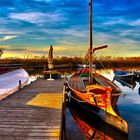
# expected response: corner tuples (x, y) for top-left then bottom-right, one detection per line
(0, 56), (140, 69)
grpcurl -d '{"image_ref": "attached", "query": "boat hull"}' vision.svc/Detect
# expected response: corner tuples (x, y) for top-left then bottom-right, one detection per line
(69, 97), (128, 140)
(69, 90), (128, 134)
(0, 68), (29, 101)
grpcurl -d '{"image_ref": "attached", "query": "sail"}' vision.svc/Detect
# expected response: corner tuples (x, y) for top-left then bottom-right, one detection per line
(48, 45), (53, 64)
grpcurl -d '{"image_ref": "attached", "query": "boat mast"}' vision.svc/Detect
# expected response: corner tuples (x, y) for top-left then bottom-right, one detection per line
(89, 0), (93, 84)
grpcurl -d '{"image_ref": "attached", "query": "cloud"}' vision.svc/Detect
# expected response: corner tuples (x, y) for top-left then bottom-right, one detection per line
(0, 45), (11, 49)
(0, 0), (140, 58)
(102, 18), (127, 25)
(33, 0), (51, 2)
(0, 35), (17, 41)
(44, 26), (88, 37)
(9, 11), (66, 25)
(7, 48), (28, 51)
(129, 19), (140, 26)
(0, 30), (21, 35)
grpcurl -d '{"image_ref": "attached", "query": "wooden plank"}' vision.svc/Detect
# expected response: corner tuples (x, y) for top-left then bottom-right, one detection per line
(0, 78), (64, 140)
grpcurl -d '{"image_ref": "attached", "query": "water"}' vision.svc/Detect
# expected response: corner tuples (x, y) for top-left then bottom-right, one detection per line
(66, 69), (140, 140)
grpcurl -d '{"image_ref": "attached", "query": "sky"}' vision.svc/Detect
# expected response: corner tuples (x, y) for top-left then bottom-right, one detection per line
(0, 0), (140, 58)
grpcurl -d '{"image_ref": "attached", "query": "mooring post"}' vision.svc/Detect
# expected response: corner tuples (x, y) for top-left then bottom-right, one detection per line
(19, 80), (22, 90)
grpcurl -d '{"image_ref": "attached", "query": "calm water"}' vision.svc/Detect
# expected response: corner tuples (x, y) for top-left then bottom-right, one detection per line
(66, 69), (140, 140)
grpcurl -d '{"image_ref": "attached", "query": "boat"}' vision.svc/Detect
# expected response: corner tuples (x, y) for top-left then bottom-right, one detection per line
(114, 69), (136, 80)
(68, 67), (128, 133)
(67, 0), (128, 134)
(133, 70), (140, 81)
(0, 68), (29, 101)
(69, 99), (128, 140)
(68, 67), (120, 107)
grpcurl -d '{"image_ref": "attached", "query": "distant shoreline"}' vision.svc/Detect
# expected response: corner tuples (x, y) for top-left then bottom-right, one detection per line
(0, 56), (140, 69)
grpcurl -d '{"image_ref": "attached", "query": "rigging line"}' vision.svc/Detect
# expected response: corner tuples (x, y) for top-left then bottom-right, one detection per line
(93, 52), (109, 72)
(96, 59), (113, 81)
(69, 92), (87, 103)
(93, 52), (112, 80)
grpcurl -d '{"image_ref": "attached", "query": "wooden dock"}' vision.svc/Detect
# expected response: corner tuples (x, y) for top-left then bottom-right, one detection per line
(0, 78), (64, 140)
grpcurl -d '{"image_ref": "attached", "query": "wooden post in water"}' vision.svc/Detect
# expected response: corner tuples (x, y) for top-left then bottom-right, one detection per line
(89, 0), (93, 84)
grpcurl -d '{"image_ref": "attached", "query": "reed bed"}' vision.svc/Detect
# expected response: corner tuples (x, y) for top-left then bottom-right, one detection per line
(0, 56), (140, 68)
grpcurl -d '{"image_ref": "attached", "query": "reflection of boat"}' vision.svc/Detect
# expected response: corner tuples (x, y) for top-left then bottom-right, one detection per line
(114, 76), (136, 89)
(69, 99), (128, 140)
(0, 68), (29, 100)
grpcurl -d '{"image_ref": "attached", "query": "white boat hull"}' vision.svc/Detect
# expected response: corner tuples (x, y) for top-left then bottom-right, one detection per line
(0, 68), (29, 101)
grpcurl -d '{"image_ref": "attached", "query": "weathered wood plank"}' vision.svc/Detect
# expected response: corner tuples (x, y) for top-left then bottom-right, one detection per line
(0, 78), (64, 140)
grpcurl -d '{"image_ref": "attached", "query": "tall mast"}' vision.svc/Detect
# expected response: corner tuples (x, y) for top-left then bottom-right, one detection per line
(89, 0), (93, 84)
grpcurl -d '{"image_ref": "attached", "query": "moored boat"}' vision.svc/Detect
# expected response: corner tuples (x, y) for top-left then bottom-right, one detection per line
(0, 68), (29, 100)
(67, 0), (128, 134)
(68, 68), (128, 133)
(114, 69), (136, 80)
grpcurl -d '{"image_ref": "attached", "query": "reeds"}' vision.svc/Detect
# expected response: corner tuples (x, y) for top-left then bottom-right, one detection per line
(1, 55), (140, 69)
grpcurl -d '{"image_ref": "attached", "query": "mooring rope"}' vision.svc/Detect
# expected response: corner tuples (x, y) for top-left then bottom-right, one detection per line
(68, 92), (88, 103)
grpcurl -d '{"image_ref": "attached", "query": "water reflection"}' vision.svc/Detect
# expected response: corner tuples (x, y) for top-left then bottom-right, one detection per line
(68, 99), (128, 140)
(27, 68), (140, 139)
(66, 68), (140, 140)
(114, 77), (136, 89)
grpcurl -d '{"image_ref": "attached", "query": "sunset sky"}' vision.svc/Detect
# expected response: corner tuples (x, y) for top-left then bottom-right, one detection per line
(0, 0), (140, 58)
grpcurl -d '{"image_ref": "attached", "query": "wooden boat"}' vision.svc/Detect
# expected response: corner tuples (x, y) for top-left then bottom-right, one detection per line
(68, 68), (120, 107)
(69, 99), (128, 140)
(68, 68), (128, 133)
(67, 0), (128, 134)
(0, 68), (29, 101)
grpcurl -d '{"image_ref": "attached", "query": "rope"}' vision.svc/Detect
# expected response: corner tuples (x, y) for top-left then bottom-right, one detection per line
(93, 52), (112, 80)
(69, 92), (88, 103)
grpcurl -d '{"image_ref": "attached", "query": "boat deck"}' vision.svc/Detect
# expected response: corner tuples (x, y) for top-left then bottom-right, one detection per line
(93, 73), (121, 93)
(0, 78), (64, 140)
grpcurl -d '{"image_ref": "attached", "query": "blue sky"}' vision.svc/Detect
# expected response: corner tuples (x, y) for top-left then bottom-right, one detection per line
(0, 0), (140, 58)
